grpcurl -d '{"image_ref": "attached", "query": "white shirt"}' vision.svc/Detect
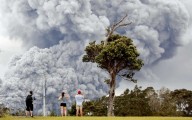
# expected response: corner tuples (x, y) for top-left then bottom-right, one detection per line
(75, 94), (84, 106)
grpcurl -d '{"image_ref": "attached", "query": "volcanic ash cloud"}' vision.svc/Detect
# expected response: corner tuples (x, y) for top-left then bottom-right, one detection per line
(0, 0), (190, 114)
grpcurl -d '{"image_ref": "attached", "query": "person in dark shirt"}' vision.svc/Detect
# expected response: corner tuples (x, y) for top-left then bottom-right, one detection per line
(25, 91), (35, 117)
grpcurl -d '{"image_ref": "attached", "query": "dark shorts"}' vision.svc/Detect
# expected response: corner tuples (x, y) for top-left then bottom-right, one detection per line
(60, 103), (66, 107)
(26, 103), (33, 111)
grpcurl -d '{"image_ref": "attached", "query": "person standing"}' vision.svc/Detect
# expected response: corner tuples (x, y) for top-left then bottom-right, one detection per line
(75, 90), (84, 116)
(25, 91), (35, 117)
(58, 92), (68, 116)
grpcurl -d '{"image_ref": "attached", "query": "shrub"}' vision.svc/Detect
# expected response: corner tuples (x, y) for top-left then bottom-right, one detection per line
(0, 103), (9, 117)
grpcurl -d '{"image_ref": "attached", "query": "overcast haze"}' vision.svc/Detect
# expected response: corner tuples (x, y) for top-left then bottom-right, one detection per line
(0, 0), (192, 114)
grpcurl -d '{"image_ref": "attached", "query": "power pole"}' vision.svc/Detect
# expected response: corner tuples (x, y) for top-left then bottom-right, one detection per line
(43, 74), (47, 116)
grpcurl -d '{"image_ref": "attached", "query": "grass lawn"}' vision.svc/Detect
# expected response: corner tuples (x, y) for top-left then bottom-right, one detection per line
(0, 116), (192, 120)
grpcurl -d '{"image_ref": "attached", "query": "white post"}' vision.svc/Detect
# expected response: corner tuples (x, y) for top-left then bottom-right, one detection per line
(43, 74), (46, 116)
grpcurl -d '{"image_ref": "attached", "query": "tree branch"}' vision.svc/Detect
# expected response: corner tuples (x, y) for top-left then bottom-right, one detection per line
(106, 14), (132, 41)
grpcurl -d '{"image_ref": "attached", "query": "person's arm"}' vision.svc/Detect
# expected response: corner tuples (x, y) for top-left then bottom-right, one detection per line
(58, 96), (62, 100)
(82, 94), (84, 99)
(81, 92), (85, 99)
(65, 94), (70, 100)
(74, 95), (76, 101)
(81, 95), (84, 102)
(33, 96), (36, 100)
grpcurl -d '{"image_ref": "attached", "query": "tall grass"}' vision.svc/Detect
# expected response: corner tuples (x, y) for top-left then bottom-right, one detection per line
(0, 116), (192, 120)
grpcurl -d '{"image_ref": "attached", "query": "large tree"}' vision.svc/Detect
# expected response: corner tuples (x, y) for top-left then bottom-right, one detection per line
(82, 16), (144, 116)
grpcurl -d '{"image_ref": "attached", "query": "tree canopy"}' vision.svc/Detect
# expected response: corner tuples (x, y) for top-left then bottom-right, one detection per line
(83, 34), (143, 81)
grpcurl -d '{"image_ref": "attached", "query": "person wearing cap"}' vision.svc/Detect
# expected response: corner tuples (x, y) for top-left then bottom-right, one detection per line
(75, 90), (84, 116)
(58, 92), (69, 116)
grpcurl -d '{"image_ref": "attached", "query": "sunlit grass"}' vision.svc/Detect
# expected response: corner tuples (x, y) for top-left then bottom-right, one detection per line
(1, 116), (192, 120)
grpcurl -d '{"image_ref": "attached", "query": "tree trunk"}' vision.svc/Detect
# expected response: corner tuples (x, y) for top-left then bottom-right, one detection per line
(107, 71), (116, 116)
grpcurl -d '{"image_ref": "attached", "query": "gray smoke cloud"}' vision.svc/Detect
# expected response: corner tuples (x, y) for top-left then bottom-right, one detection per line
(0, 0), (190, 115)
(1, 44), (108, 114)
(91, 0), (189, 65)
(0, 78), (2, 87)
(0, 0), (109, 48)
(179, 0), (192, 44)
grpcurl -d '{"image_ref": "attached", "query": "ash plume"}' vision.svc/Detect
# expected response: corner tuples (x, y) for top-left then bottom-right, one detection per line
(91, 0), (189, 65)
(0, 0), (109, 48)
(0, 78), (2, 87)
(0, 0), (190, 114)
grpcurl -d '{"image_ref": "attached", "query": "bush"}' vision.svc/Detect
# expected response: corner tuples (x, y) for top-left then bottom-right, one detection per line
(12, 109), (25, 116)
(49, 110), (57, 116)
(0, 104), (9, 117)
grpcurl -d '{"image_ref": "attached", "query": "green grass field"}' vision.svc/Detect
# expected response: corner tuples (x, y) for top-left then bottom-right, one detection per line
(1, 116), (192, 120)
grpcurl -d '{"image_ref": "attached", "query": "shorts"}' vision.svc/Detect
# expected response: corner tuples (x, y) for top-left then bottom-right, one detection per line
(60, 103), (66, 107)
(76, 105), (83, 109)
(26, 103), (33, 111)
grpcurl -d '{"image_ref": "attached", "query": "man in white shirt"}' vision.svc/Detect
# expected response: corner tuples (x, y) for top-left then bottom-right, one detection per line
(75, 90), (84, 116)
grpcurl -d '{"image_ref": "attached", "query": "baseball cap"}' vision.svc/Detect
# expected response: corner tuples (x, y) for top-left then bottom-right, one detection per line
(78, 90), (81, 94)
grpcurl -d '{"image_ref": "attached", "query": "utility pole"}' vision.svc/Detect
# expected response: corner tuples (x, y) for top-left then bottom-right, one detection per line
(43, 73), (47, 116)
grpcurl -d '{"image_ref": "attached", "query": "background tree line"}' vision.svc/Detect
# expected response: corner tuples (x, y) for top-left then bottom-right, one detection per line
(1, 85), (192, 117)
(69, 85), (192, 116)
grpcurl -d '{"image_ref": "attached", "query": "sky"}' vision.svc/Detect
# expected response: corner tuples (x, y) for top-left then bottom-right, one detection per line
(0, 0), (192, 112)
(0, 37), (23, 74)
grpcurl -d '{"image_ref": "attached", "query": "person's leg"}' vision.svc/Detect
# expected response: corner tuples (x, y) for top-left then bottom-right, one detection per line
(76, 106), (79, 116)
(30, 111), (33, 117)
(26, 105), (30, 116)
(60, 106), (64, 116)
(63, 107), (67, 116)
(80, 106), (83, 116)
(26, 104), (28, 116)
(25, 110), (29, 116)
(30, 104), (33, 117)
(63, 103), (67, 116)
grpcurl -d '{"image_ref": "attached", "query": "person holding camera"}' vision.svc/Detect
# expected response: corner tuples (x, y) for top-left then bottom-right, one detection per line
(75, 90), (84, 116)
(58, 92), (69, 116)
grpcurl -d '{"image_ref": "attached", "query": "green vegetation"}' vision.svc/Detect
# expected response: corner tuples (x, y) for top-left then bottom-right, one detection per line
(0, 104), (9, 117)
(1, 116), (192, 120)
(71, 86), (192, 116)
